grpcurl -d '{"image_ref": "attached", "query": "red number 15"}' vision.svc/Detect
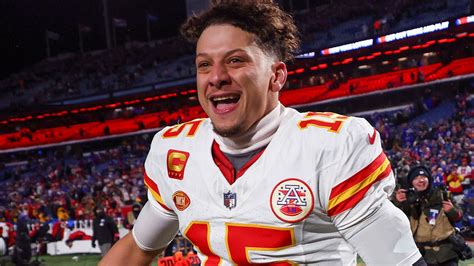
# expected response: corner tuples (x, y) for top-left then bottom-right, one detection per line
(184, 222), (295, 265)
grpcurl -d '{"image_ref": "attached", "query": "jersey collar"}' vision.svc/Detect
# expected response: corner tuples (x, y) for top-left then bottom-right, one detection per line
(212, 141), (265, 185)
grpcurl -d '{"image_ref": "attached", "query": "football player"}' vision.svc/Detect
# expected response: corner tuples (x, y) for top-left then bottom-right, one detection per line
(101, 1), (424, 265)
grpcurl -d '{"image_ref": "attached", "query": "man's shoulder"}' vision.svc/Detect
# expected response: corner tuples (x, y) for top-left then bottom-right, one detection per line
(150, 118), (212, 149)
(282, 108), (370, 141)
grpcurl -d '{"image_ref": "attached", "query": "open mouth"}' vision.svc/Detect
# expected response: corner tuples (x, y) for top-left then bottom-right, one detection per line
(211, 94), (240, 112)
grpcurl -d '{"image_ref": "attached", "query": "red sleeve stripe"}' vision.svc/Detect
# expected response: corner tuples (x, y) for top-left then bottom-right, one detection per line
(328, 152), (392, 217)
(330, 152), (388, 197)
(327, 163), (391, 217)
(144, 172), (173, 212)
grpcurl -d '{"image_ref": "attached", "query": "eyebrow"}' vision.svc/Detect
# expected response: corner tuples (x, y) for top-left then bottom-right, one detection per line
(196, 48), (248, 59)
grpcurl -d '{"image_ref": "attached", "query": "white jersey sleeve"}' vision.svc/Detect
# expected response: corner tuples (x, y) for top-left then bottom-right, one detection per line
(321, 117), (421, 265)
(132, 199), (179, 251)
(132, 132), (180, 251)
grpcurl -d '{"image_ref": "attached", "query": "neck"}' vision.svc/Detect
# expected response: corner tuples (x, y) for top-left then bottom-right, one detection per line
(214, 104), (284, 155)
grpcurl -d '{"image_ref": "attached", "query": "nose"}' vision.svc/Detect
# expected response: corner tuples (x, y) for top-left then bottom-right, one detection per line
(208, 63), (231, 89)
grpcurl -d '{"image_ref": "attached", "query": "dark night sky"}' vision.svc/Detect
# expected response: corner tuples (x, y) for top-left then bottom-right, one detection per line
(0, 0), (187, 79)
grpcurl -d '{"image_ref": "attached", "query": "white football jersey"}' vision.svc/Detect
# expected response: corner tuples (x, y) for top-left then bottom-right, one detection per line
(141, 107), (420, 265)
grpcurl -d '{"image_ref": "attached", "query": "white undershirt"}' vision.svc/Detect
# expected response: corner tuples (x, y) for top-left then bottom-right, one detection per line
(213, 104), (284, 155)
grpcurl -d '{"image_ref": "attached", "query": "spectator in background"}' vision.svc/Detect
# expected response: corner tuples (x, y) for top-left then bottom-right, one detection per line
(457, 158), (472, 191)
(12, 218), (32, 265)
(91, 205), (119, 257)
(393, 165), (463, 265)
(446, 166), (464, 198)
(28, 212), (52, 255)
(51, 207), (69, 241)
(124, 202), (142, 230)
(432, 167), (446, 188)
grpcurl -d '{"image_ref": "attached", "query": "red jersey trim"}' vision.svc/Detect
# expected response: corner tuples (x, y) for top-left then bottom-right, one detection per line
(212, 141), (265, 185)
(144, 172), (173, 212)
(328, 152), (392, 217)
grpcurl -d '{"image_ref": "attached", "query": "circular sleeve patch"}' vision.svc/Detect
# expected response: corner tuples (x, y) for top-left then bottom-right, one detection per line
(270, 178), (314, 223)
(173, 191), (191, 211)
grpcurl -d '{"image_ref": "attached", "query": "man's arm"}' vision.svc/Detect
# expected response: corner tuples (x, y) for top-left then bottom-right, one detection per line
(325, 118), (422, 264)
(340, 199), (421, 265)
(443, 198), (463, 222)
(101, 201), (179, 265)
(99, 233), (162, 266)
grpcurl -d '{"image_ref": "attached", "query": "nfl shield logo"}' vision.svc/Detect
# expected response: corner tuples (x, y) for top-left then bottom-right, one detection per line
(223, 191), (237, 210)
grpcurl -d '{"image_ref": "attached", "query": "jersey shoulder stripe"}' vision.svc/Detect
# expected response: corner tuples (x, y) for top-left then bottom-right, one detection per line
(327, 152), (391, 216)
(144, 171), (173, 211)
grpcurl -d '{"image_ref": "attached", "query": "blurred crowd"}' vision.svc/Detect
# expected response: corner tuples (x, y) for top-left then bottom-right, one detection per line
(373, 93), (472, 191)
(369, 92), (473, 227)
(0, 134), (151, 226)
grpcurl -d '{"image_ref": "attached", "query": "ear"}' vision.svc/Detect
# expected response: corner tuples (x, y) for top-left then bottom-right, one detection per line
(270, 61), (287, 93)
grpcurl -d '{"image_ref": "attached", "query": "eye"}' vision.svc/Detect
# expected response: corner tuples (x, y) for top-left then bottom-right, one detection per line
(228, 57), (243, 64)
(196, 61), (210, 74)
(197, 61), (210, 69)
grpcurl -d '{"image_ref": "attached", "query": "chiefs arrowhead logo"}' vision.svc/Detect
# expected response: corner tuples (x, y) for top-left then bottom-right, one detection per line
(368, 127), (377, 145)
(167, 149), (190, 180)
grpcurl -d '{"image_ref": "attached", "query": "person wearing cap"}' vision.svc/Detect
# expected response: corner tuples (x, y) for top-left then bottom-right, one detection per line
(393, 165), (463, 265)
(92, 205), (119, 257)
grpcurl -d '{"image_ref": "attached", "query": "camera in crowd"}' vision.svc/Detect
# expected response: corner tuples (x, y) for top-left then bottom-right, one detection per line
(450, 227), (473, 260)
(405, 187), (419, 204)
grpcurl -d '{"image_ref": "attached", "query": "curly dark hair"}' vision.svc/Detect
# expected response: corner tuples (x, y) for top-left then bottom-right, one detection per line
(180, 0), (300, 62)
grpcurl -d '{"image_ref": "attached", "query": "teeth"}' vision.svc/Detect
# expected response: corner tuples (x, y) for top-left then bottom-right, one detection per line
(212, 95), (238, 101)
